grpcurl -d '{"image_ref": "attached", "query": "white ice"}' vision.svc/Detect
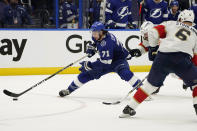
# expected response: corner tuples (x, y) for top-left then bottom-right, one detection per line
(0, 73), (196, 131)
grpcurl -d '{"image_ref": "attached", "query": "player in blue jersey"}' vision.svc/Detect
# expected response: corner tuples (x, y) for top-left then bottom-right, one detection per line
(59, 22), (141, 97)
(59, 0), (78, 28)
(190, 4), (197, 29)
(142, 0), (168, 24)
(105, 0), (136, 29)
(168, 0), (180, 21)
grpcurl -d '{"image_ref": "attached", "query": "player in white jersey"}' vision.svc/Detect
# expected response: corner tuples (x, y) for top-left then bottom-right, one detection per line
(130, 21), (197, 92)
(129, 21), (162, 94)
(120, 10), (197, 118)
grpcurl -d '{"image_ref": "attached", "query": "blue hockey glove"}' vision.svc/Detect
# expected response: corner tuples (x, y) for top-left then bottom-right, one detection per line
(79, 61), (92, 72)
(86, 43), (97, 58)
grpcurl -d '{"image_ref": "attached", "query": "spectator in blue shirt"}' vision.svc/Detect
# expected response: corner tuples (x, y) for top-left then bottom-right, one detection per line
(168, 0), (180, 21)
(4, 0), (32, 26)
(59, 0), (78, 28)
(0, 0), (8, 27)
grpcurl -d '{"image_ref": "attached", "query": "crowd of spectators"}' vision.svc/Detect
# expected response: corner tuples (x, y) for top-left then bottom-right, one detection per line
(0, 0), (55, 28)
(0, 0), (196, 29)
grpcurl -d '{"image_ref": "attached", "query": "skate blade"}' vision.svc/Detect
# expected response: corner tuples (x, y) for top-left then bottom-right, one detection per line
(119, 113), (131, 118)
(145, 96), (153, 101)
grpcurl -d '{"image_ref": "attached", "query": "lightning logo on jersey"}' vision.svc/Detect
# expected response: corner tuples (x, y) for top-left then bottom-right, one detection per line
(105, 0), (134, 29)
(150, 8), (162, 18)
(142, 0), (168, 24)
(117, 6), (129, 19)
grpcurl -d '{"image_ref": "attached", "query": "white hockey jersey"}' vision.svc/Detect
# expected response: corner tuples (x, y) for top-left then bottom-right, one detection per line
(148, 21), (197, 57)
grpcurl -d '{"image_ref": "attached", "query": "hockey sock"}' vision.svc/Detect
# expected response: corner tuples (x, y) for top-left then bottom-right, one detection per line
(68, 78), (84, 93)
(128, 75), (141, 89)
(68, 72), (93, 93)
(192, 86), (197, 105)
(129, 81), (158, 109)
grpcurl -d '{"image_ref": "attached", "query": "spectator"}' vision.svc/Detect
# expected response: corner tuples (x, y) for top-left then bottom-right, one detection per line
(168, 0), (180, 21)
(190, 4), (197, 29)
(0, 0), (8, 27)
(59, 0), (78, 28)
(3, 0), (32, 26)
(89, 0), (102, 25)
(105, 0), (136, 29)
(192, 0), (197, 5)
(142, 0), (168, 25)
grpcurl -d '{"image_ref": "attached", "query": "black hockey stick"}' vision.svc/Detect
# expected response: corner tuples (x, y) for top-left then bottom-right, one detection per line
(102, 75), (148, 105)
(3, 55), (88, 98)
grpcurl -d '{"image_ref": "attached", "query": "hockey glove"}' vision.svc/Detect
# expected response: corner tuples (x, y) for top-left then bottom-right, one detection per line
(79, 61), (92, 72)
(106, 21), (116, 29)
(129, 49), (142, 57)
(128, 22), (137, 29)
(148, 46), (159, 61)
(86, 43), (97, 58)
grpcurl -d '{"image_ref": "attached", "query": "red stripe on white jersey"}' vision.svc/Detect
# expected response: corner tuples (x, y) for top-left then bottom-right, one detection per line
(139, 43), (149, 52)
(154, 25), (167, 38)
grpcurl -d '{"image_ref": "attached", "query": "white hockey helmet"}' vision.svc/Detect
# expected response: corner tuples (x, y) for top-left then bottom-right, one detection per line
(178, 10), (195, 25)
(140, 21), (154, 36)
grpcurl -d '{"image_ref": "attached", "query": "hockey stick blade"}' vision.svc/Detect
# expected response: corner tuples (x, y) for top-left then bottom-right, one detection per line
(102, 75), (148, 105)
(2, 55), (88, 99)
(102, 101), (120, 105)
(3, 89), (20, 98)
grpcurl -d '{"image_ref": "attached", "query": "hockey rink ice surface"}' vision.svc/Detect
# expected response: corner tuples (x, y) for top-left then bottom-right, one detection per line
(0, 73), (197, 131)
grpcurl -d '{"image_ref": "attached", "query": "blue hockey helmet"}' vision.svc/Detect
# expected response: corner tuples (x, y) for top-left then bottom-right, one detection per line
(170, 0), (179, 7)
(90, 22), (106, 32)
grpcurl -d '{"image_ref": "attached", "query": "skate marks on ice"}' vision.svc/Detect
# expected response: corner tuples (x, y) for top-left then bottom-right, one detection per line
(0, 92), (87, 123)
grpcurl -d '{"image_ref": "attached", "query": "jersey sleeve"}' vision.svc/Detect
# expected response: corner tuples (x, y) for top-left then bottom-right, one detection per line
(142, 0), (149, 21)
(128, 0), (133, 23)
(105, 0), (114, 24)
(137, 42), (149, 55)
(148, 24), (167, 47)
(162, 3), (168, 21)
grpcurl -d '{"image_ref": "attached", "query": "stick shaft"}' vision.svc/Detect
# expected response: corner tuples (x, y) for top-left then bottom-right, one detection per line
(4, 55), (88, 98)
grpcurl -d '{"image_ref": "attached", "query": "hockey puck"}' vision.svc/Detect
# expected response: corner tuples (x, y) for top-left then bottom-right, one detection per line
(13, 98), (18, 101)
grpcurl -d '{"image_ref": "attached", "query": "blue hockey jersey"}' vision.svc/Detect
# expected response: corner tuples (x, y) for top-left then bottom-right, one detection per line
(190, 5), (197, 29)
(142, 0), (168, 24)
(168, 9), (180, 21)
(3, 5), (32, 25)
(92, 32), (129, 65)
(59, 1), (78, 25)
(105, 0), (134, 29)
